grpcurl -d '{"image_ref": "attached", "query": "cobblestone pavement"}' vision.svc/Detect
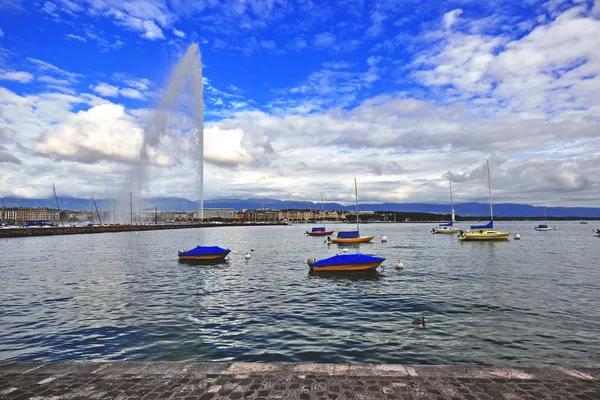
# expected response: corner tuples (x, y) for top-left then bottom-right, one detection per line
(1, 363), (599, 399)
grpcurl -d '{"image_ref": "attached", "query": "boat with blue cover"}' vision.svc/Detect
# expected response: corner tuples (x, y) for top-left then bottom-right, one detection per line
(307, 193), (335, 236)
(329, 178), (374, 244)
(432, 182), (460, 234)
(306, 227), (335, 236)
(535, 207), (551, 231)
(178, 246), (231, 260)
(458, 161), (509, 241)
(308, 253), (385, 271)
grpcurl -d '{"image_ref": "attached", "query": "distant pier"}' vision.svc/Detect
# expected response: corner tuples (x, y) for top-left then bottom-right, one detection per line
(0, 222), (287, 239)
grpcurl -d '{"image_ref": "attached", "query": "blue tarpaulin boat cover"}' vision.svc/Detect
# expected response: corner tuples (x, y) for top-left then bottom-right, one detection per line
(312, 254), (385, 267)
(439, 221), (453, 227)
(337, 231), (360, 238)
(311, 227), (326, 232)
(470, 221), (493, 229)
(179, 246), (230, 256)
(537, 224), (549, 229)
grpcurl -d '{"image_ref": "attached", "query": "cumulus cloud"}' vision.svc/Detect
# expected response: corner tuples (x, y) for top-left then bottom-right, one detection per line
(36, 103), (167, 165)
(173, 28), (185, 38)
(204, 126), (253, 168)
(0, 70), (34, 83)
(313, 32), (336, 49)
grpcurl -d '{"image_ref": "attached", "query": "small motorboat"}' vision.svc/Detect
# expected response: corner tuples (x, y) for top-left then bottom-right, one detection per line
(308, 253), (385, 272)
(178, 246), (231, 260)
(306, 227), (335, 236)
(534, 224), (551, 231)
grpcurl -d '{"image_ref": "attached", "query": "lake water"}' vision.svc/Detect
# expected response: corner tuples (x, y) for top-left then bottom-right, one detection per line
(1, 222), (599, 366)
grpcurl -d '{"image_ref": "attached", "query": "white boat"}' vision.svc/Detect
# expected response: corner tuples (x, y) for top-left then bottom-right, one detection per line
(535, 207), (551, 231)
(432, 182), (461, 234)
(458, 161), (510, 241)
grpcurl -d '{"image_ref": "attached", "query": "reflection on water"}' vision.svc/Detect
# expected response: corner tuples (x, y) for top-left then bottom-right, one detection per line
(308, 269), (382, 281)
(178, 258), (230, 267)
(0, 222), (599, 366)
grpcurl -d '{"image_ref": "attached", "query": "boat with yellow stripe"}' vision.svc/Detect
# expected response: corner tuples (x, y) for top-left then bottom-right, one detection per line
(178, 245), (231, 260)
(328, 231), (374, 244)
(457, 160), (509, 241)
(329, 177), (374, 244)
(308, 253), (385, 272)
(458, 228), (510, 241)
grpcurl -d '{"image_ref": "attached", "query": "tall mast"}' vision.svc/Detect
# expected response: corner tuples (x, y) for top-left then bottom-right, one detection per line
(53, 184), (63, 226)
(450, 181), (455, 223)
(354, 177), (360, 232)
(320, 193), (325, 228)
(486, 160), (493, 221)
(130, 192), (133, 225)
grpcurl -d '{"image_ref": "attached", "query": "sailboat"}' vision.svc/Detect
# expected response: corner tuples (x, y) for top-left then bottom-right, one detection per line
(535, 207), (551, 231)
(431, 182), (460, 234)
(328, 178), (374, 244)
(306, 193), (335, 236)
(458, 161), (510, 241)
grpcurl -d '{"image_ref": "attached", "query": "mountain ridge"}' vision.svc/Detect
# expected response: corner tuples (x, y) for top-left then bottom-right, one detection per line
(2, 196), (600, 217)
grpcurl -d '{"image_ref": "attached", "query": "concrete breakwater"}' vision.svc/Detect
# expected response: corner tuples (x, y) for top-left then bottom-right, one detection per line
(0, 362), (598, 399)
(0, 222), (287, 238)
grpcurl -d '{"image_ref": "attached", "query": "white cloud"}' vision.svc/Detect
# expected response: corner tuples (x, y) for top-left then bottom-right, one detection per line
(36, 103), (167, 165)
(313, 32), (336, 49)
(0, 28), (4, 38)
(42, 1), (59, 18)
(443, 9), (463, 30)
(28, 57), (83, 81)
(0, 70), (34, 83)
(38, 75), (70, 85)
(120, 88), (144, 99)
(92, 83), (119, 97)
(65, 33), (87, 42)
(173, 28), (185, 38)
(204, 126), (253, 168)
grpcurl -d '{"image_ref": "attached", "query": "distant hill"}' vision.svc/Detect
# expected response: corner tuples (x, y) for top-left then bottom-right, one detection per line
(2, 196), (600, 218)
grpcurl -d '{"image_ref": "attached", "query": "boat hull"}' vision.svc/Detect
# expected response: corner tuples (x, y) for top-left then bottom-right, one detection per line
(306, 230), (335, 236)
(458, 230), (510, 241)
(432, 228), (461, 234)
(311, 260), (383, 271)
(535, 227), (551, 231)
(178, 251), (230, 260)
(329, 236), (374, 244)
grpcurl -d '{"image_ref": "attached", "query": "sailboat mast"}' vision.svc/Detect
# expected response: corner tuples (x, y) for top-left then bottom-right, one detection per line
(450, 182), (455, 223)
(354, 177), (359, 232)
(320, 193), (325, 228)
(486, 160), (493, 221)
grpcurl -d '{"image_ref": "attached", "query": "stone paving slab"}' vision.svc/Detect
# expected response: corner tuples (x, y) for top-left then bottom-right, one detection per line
(0, 362), (599, 399)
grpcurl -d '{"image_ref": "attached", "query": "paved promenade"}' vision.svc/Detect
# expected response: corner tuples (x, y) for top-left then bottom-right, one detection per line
(1, 362), (598, 399)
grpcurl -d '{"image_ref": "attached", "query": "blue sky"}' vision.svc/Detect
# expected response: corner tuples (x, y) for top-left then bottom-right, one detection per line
(1, 0), (600, 206)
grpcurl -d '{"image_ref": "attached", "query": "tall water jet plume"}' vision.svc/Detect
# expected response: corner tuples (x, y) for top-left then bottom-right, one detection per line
(130, 43), (205, 219)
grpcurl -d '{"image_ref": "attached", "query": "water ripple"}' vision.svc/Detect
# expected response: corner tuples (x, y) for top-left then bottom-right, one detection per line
(0, 222), (599, 366)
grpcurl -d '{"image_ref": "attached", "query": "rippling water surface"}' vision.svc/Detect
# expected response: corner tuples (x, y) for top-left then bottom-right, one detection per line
(1, 222), (599, 366)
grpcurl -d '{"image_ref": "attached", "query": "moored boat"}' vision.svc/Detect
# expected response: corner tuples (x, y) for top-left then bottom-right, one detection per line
(308, 253), (385, 271)
(307, 193), (335, 236)
(457, 161), (509, 241)
(535, 207), (551, 231)
(458, 229), (510, 241)
(328, 230), (375, 244)
(178, 246), (231, 260)
(306, 227), (335, 236)
(330, 178), (373, 244)
(432, 182), (461, 234)
(595, 229), (600, 237)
